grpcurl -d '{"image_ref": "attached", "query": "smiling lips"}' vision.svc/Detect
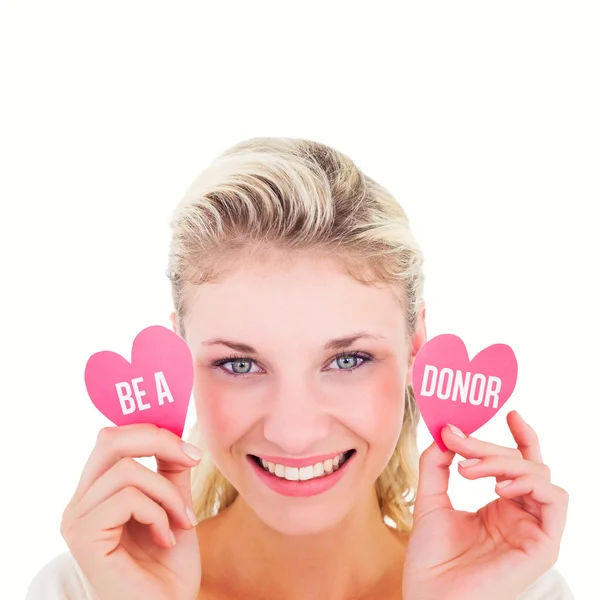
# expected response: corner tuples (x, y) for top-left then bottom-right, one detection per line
(247, 449), (356, 496)
(254, 450), (353, 481)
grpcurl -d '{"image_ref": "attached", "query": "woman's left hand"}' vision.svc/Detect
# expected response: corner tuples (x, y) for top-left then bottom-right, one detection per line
(402, 410), (569, 600)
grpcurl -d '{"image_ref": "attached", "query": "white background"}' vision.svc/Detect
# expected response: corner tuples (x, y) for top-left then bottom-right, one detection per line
(1, 1), (598, 598)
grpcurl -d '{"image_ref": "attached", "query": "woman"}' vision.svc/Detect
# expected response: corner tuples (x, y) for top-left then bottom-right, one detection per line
(27, 138), (574, 599)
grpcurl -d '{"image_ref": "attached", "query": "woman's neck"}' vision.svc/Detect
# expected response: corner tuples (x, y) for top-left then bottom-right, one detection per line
(197, 487), (407, 600)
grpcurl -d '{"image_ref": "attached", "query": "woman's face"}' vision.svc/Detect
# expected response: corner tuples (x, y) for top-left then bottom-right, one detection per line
(180, 251), (425, 535)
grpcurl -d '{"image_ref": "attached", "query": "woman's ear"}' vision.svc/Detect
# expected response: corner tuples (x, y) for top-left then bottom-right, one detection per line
(406, 303), (427, 388)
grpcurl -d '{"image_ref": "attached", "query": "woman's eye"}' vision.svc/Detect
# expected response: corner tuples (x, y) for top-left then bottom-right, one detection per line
(328, 353), (367, 371)
(220, 358), (260, 376)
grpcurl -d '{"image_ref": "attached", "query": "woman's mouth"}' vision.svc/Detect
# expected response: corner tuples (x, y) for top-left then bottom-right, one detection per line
(248, 449), (356, 496)
(248, 450), (356, 484)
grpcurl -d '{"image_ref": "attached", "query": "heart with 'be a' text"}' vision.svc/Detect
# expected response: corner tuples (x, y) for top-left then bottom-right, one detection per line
(84, 325), (194, 437)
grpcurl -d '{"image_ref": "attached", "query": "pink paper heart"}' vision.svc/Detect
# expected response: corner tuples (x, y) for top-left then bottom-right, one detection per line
(412, 334), (518, 451)
(84, 325), (194, 438)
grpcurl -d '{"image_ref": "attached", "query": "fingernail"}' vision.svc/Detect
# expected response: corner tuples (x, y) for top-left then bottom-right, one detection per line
(186, 506), (199, 527)
(458, 458), (480, 468)
(181, 442), (202, 461)
(169, 529), (177, 546)
(447, 424), (467, 438)
(497, 479), (513, 488)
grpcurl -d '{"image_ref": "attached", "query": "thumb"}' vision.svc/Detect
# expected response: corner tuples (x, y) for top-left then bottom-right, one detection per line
(413, 440), (455, 521)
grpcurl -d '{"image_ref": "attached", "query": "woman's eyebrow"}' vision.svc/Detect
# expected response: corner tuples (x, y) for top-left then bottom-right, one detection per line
(201, 332), (385, 355)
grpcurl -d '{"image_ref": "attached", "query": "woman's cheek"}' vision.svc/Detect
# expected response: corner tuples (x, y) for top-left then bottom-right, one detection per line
(333, 367), (406, 440)
(193, 376), (251, 447)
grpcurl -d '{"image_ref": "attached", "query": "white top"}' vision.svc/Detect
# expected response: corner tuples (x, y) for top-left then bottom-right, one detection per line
(26, 552), (575, 599)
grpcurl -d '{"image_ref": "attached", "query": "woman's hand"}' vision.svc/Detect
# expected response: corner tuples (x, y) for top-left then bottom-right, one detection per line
(402, 410), (569, 600)
(60, 423), (202, 600)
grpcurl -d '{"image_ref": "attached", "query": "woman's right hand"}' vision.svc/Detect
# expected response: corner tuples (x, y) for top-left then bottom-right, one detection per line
(60, 423), (202, 600)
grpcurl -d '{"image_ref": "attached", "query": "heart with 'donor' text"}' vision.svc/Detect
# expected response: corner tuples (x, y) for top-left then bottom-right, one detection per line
(84, 325), (194, 438)
(412, 334), (518, 451)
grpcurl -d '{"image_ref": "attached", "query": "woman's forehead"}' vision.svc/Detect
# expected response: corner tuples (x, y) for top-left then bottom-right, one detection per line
(182, 260), (407, 352)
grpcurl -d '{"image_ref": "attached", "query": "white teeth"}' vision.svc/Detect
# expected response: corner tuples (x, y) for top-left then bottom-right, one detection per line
(256, 452), (352, 481)
(298, 466), (314, 480)
(284, 467), (299, 481)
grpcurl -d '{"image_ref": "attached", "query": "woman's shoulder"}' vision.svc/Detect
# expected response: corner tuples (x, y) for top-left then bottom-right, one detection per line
(517, 567), (575, 600)
(25, 552), (98, 600)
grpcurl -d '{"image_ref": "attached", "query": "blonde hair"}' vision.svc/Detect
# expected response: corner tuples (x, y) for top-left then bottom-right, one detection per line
(167, 137), (424, 532)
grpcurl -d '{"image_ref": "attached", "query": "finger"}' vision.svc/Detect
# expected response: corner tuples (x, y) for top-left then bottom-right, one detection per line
(413, 441), (455, 521)
(457, 455), (551, 483)
(494, 476), (569, 541)
(441, 424), (522, 460)
(507, 410), (544, 464)
(72, 457), (196, 530)
(156, 445), (199, 510)
(73, 424), (201, 503)
(64, 486), (175, 553)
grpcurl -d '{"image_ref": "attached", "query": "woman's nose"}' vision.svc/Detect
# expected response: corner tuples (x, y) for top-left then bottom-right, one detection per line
(262, 383), (333, 455)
